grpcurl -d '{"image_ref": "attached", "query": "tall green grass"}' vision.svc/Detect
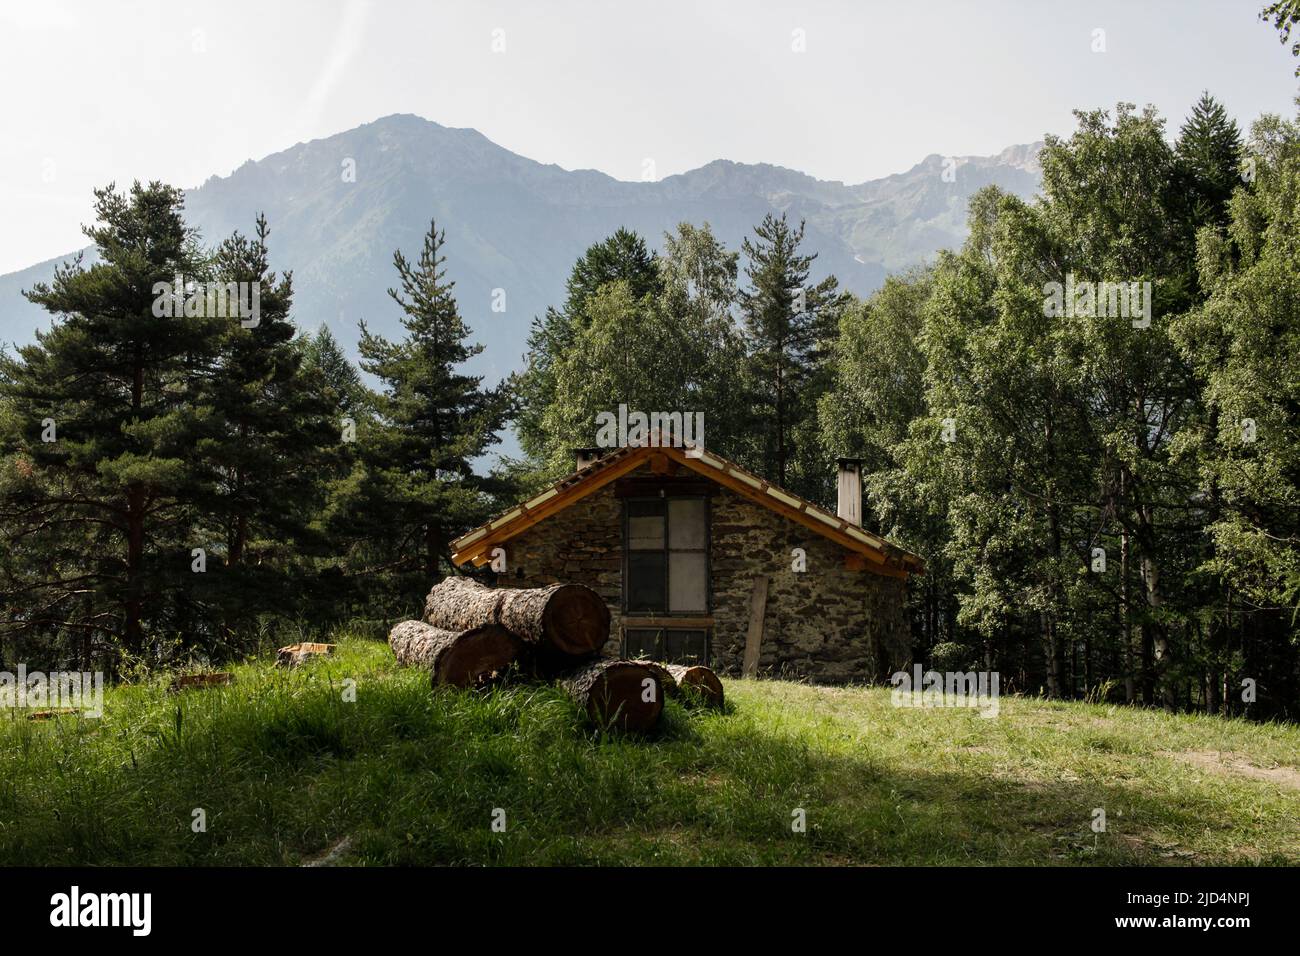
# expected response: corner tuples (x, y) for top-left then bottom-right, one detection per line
(1, 635), (1297, 865)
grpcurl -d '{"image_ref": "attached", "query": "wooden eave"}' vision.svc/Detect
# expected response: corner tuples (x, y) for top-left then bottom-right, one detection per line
(450, 444), (924, 579)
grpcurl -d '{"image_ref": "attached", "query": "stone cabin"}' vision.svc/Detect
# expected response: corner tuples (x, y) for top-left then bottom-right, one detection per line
(450, 444), (924, 684)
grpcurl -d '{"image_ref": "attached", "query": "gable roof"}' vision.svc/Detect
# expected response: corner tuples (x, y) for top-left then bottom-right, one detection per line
(451, 444), (925, 579)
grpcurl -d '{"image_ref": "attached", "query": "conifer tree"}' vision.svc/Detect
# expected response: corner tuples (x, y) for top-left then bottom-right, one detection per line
(1176, 92), (1243, 228)
(188, 216), (339, 631)
(348, 220), (509, 587)
(0, 182), (217, 663)
(738, 213), (844, 493)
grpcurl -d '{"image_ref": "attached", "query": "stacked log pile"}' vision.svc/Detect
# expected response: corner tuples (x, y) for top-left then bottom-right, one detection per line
(387, 576), (724, 730)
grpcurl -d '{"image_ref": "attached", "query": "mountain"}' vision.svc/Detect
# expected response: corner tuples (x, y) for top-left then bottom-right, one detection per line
(0, 114), (1042, 387)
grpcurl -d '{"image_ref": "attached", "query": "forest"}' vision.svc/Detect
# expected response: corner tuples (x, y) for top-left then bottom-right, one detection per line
(1, 80), (1298, 719)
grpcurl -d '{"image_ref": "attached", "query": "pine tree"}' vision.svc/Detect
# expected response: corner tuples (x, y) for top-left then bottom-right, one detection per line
(1176, 92), (1243, 229)
(738, 213), (844, 493)
(188, 216), (339, 631)
(349, 220), (509, 586)
(563, 227), (661, 317)
(0, 182), (218, 664)
(301, 325), (368, 417)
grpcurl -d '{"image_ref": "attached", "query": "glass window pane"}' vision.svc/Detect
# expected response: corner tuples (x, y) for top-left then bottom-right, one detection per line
(664, 630), (707, 665)
(669, 551), (708, 612)
(625, 629), (662, 660)
(668, 498), (707, 549)
(627, 552), (667, 611)
(627, 515), (665, 550)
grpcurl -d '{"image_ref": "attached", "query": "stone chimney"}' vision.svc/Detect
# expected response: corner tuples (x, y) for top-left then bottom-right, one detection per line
(573, 447), (602, 471)
(836, 458), (862, 526)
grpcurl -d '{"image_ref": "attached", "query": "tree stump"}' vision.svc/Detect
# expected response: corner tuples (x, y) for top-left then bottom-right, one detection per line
(423, 576), (609, 657)
(559, 659), (664, 731)
(388, 619), (521, 688)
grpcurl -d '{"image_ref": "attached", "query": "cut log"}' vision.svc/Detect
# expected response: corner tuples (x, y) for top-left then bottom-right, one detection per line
(27, 708), (78, 721)
(168, 673), (234, 694)
(560, 659), (664, 731)
(276, 642), (335, 669)
(423, 576), (609, 657)
(388, 619), (521, 688)
(665, 664), (724, 708)
(630, 659), (678, 696)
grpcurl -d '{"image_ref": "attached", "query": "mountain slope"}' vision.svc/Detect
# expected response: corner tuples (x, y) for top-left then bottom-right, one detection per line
(0, 114), (1042, 384)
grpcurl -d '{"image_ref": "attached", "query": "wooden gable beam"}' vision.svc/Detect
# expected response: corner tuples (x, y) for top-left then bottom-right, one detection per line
(669, 450), (902, 570)
(451, 448), (652, 565)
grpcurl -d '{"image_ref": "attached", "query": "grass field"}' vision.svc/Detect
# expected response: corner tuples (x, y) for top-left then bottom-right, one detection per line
(1, 635), (1297, 866)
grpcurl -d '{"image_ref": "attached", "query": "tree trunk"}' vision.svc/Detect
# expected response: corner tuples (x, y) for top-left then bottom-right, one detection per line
(125, 345), (145, 663)
(423, 576), (609, 657)
(1040, 611), (1061, 699)
(424, 525), (441, 583)
(388, 619), (521, 688)
(1121, 522), (1135, 703)
(1139, 544), (1175, 710)
(125, 484), (145, 660)
(665, 663), (724, 708)
(559, 658), (664, 731)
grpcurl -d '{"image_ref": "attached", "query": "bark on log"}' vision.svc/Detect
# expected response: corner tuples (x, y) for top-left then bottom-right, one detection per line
(559, 659), (664, 731)
(665, 664), (724, 708)
(423, 576), (609, 657)
(630, 659), (678, 696)
(388, 619), (522, 688)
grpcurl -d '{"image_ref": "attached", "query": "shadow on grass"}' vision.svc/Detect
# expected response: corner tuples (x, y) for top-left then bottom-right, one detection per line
(0, 665), (1291, 866)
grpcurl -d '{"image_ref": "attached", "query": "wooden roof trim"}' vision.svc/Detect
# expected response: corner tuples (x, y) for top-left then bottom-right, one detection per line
(450, 443), (924, 575)
(695, 452), (914, 566)
(451, 447), (644, 564)
(672, 452), (894, 570)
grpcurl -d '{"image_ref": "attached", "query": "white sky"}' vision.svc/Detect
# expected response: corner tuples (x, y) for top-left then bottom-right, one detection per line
(0, 0), (1294, 273)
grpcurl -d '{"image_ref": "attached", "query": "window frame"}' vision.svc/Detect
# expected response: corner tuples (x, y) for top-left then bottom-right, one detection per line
(620, 494), (711, 616)
(622, 626), (711, 667)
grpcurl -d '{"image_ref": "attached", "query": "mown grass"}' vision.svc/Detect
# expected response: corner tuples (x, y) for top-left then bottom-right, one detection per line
(1, 634), (1297, 865)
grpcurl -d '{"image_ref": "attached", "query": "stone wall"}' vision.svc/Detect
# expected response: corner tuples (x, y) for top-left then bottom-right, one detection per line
(500, 461), (910, 684)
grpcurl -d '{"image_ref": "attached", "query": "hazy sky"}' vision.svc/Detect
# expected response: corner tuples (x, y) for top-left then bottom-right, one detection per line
(0, 0), (1294, 273)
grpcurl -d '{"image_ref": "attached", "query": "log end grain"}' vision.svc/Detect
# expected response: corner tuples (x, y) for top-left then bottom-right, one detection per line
(390, 619), (521, 689)
(539, 583), (611, 656)
(433, 624), (521, 688)
(665, 664), (724, 708)
(563, 659), (664, 731)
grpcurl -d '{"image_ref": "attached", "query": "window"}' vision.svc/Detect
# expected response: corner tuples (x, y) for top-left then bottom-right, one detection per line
(623, 497), (709, 613)
(625, 628), (709, 666)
